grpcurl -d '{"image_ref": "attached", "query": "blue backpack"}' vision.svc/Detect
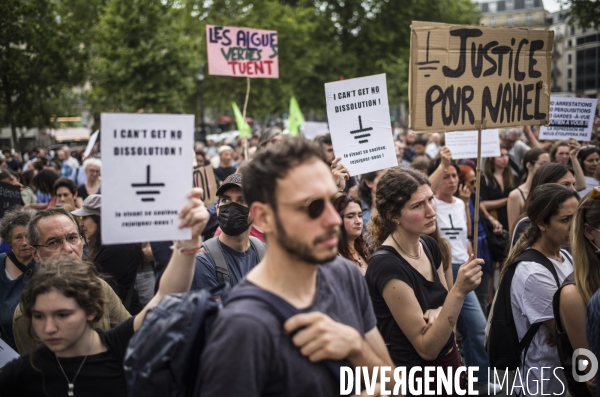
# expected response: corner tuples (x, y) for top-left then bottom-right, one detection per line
(124, 284), (346, 397)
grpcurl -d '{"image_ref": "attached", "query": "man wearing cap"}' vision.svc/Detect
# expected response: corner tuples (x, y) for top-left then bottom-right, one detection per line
(213, 145), (237, 183)
(191, 173), (265, 291)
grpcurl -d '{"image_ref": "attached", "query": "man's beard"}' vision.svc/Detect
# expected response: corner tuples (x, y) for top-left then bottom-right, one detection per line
(273, 210), (339, 264)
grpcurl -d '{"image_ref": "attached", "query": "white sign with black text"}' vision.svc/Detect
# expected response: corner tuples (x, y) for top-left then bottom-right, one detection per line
(101, 113), (193, 244)
(539, 97), (598, 141)
(325, 74), (397, 176)
(444, 129), (501, 160)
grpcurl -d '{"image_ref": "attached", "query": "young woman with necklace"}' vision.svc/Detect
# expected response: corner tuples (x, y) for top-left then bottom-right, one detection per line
(0, 188), (209, 397)
(335, 194), (370, 275)
(365, 167), (483, 396)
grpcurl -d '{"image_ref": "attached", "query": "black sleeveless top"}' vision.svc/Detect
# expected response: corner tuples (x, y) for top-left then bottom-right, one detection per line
(365, 235), (454, 367)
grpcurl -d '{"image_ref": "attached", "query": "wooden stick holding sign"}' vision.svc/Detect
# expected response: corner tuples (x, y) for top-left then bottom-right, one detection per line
(472, 119), (486, 257)
(242, 77), (251, 161)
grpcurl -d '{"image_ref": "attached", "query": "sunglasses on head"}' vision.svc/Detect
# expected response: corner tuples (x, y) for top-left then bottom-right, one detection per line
(276, 192), (344, 219)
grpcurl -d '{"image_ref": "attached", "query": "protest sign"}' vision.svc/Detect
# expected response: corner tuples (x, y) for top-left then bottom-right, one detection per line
(0, 182), (23, 218)
(84, 130), (99, 159)
(101, 113), (194, 244)
(325, 74), (397, 176)
(206, 25), (279, 78)
(409, 21), (554, 132)
(539, 97), (598, 141)
(193, 164), (218, 207)
(444, 129), (500, 160)
(0, 338), (19, 369)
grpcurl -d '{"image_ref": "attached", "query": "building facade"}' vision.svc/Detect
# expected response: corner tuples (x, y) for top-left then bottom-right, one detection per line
(479, 0), (549, 29)
(480, 0), (599, 100)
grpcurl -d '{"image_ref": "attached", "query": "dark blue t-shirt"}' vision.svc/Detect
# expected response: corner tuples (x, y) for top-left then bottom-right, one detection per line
(199, 257), (376, 396)
(191, 239), (261, 291)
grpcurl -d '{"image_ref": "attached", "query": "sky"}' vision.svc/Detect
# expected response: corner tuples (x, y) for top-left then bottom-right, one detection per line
(476, 0), (563, 13)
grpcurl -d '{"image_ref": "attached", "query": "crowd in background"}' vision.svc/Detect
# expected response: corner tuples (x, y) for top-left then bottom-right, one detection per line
(1, 115), (600, 396)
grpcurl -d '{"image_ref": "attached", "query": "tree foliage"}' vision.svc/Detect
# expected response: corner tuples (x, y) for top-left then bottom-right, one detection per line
(562, 0), (600, 29)
(2, 0), (482, 136)
(89, 0), (200, 114)
(0, 0), (80, 147)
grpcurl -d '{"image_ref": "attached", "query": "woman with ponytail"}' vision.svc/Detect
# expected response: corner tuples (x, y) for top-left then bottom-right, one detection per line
(506, 148), (549, 233)
(500, 183), (579, 396)
(365, 167), (484, 395)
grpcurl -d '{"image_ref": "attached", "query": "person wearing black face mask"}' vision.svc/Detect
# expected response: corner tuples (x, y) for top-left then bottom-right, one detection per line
(191, 173), (266, 291)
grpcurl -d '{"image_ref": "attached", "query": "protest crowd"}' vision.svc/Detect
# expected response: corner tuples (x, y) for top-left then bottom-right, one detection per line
(0, 116), (598, 397)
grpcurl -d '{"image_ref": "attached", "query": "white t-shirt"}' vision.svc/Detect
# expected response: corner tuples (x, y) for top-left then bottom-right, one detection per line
(425, 142), (441, 159)
(578, 176), (598, 199)
(434, 197), (469, 264)
(510, 250), (572, 396)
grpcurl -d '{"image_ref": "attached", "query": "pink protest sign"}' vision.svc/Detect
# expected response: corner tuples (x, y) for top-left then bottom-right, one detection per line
(206, 25), (279, 79)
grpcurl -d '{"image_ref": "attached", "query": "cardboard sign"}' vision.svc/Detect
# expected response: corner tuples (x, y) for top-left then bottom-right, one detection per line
(0, 338), (19, 369)
(539, 97), (598, 141)
(0, 182), (23, 218)
(409, 21), (554, 132)
(193, 164), (218, 206)
(101, 113), (194, 244)
(444, 130), (501, 160)
(206, 25), (279, 78)
(325, 74), (397, 176)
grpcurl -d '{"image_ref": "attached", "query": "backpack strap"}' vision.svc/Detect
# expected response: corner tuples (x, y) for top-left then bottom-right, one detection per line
(514, 248), (560, 287)
(553, 273), (575, 336)
(419, 237), (435, 265)
(248, 236), (266, 262)
(512, 249), (561, 363)
(225, 286), (353, 393)
(203, 237), (231, 285)
(6, 252), (35, 278)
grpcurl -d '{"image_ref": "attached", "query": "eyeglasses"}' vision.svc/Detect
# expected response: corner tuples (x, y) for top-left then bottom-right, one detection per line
(276, 192), (344, 219)
(34, 234), (82, 250)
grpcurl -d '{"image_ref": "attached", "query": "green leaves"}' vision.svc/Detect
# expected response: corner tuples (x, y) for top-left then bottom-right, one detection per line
(1, 0), (483, 142)
(89, 0), (199, 114)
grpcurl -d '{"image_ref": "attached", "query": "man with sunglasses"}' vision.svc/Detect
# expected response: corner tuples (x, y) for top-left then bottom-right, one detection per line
(191, 173), (265, 291)
(11, 207), (131, 353)
(198, 139), (393, 396)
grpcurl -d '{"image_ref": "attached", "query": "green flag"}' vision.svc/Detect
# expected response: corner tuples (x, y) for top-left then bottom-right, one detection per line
(232, 102), (251, 138)
(288, 96), (305, 137)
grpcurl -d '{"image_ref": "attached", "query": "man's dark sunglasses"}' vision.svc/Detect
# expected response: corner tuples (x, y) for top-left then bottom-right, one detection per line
(276, 192), (344, 219)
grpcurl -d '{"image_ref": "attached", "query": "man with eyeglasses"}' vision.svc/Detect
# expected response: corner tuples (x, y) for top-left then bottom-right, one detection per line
(191, 173), (265, 291)
(198, 139), (393, 396)
(11, 207), (131, 353)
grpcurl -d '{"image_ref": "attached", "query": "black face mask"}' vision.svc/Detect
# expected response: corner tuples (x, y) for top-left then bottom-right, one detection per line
(218, 202), (251, 236)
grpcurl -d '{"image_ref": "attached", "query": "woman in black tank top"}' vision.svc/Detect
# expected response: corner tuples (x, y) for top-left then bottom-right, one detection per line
(365, 168), (483, 396)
